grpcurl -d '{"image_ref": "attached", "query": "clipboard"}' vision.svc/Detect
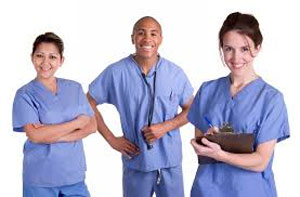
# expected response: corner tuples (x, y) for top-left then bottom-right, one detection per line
(196, 133), (255, 164)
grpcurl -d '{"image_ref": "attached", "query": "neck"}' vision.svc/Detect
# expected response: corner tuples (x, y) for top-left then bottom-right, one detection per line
(230, 72), (258, 87)
(36, 76), (57, 93)
(134, 55), (158, 75)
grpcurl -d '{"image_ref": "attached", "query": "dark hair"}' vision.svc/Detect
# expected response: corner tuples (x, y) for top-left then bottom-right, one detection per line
(32, 32), (64, 57)
(132, 16), (162, 35)
(219, 12), (263, 49)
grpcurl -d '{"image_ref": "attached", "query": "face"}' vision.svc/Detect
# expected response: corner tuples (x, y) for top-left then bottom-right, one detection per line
(31, 42), (64, 80)
(131, 18), (162, 60)
(222, 30), (260, 77)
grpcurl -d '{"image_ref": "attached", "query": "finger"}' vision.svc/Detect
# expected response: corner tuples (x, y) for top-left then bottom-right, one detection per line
(124, 143), (139, 154)
(142, 128), (151, 135)
(212, 126), (220, 133)
(141, 126), (148, 132)
(191, 139), (205, 149)
(145, 135), (155, 143)
(121, 151), (132, 159)
(127, 142), (140, 152)
(201, 137), (216, 148)
(122, 137), (140, 152)
(33, 123), (44, 128)
(143, 131), (153, 139)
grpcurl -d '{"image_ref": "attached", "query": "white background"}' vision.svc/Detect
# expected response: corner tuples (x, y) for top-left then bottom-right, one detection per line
(0, 0), (299, 196)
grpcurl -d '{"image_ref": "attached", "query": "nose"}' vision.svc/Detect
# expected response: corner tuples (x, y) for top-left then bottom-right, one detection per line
(41, 56), (50, 64)
(144, 32), (151, 40)
(232, 51), (241, 63)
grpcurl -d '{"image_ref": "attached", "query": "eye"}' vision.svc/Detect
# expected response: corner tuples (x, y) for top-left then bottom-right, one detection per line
(137, 31), (144, 36)
(49, 55), (58, 60)
(35, 53), (43, 58)
(151, 32), (158, 37)
(241, 47), (250, 52)
(223, 46), (232, 52)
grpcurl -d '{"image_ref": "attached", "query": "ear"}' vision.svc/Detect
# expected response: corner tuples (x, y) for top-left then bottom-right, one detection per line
(131, 34), (134, 44)
(253, 44), (261, 57)
(60, 56), (65, 67)
(31, 54), (34, 63)
(159, 35), (163, 46)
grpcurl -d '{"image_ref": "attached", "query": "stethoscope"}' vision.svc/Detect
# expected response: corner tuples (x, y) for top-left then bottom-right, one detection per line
(141, 70), (157, 150)
(132, 54), (159, 150)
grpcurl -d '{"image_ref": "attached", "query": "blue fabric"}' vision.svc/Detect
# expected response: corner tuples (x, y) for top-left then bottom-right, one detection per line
(123, 165), (184, 197)
(23, 181), (90, 197)
(89, 55), (193, 172)
(13, 78), (94, 187)
(188, 76), (290, 197)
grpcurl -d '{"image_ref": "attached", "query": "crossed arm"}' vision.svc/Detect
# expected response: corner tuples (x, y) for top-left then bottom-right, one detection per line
(24, 115), (97, 144)
(191, 127), (276, 172)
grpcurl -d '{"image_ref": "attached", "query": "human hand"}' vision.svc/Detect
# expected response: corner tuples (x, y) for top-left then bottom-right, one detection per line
(191, 138), (223, 160)
(76, 115), (90, 129)
(32, 123), (44, 128)
(142, 123), (166, 144)
(206, 126), (220, 135)
(108, 136), (140, 159)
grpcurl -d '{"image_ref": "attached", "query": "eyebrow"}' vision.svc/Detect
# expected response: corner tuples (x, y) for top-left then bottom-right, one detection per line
(223, 44), (249, 48)
(135, 28), (160, 33)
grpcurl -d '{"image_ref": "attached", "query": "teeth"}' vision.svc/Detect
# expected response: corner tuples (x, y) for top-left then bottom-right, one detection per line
(142, 45), (152, 49)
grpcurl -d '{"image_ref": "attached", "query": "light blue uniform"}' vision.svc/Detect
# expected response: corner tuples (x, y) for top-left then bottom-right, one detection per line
(89, 55), (193, 197)
(188, 76), (290, 197)
(13, 78), (93, 196)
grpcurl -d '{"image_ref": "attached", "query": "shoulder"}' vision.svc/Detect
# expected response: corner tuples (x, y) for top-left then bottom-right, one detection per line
(57, 78), (82, 89)
(199, 76), (227, 92)
(103, 56), (132, 74)
(158, 57), (183, 74)
(259, 78), (284, 104)
(15, 81), (35, 98)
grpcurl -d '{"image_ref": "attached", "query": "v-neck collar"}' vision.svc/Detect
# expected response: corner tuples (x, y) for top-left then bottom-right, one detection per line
(129, 54), (162, 77)
(32, 78), (60, 97)
(225, 75), (263, 100)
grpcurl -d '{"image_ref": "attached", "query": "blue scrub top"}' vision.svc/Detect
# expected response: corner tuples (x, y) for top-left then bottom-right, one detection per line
(89, 55), (193, 172)
(12, 78), (94, 187)
(188, 76), (290, 197)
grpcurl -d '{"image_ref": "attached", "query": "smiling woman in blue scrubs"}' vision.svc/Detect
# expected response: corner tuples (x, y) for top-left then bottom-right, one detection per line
(188, 12), (290, 197)
(12, 32), (96, 197)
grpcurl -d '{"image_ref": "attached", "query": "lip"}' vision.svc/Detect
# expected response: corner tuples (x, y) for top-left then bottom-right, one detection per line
(231, 63), (246, 69)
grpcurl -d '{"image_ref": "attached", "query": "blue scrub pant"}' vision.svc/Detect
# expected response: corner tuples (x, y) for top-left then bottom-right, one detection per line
(23, 181), (90, 197)
(123, 165), (184, 197)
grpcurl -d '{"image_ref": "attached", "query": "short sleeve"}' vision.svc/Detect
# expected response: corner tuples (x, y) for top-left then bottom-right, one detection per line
(256, 93), (290, 144)
(178, 70), (194, 106)
(88, 67), (113, 105)
(78, 84), (94, 117)
(187, 84), (206, 132)
(12, 91), (40, 132)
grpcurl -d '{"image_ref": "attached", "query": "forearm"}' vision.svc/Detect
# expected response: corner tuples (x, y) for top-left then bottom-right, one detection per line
(94, 108), (115, 143)
(25, 119), (80, 144)
(161, 97), (193, 134)
(218, 151), (266, 172)
(87, 93), (115, 144)
(58, 116), (97, 142)
(217, 140), (276, 172)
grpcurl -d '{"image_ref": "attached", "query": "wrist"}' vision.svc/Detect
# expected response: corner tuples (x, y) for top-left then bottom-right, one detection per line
(217, 149), (229, 162)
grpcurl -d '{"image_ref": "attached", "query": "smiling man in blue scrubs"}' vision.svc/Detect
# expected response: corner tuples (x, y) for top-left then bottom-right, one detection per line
(87, 16), (194, 197)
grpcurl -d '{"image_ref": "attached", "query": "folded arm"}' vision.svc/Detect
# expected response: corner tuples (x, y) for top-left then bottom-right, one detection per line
(24, 115), (90, 144)
(58, 116), (97, 142)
